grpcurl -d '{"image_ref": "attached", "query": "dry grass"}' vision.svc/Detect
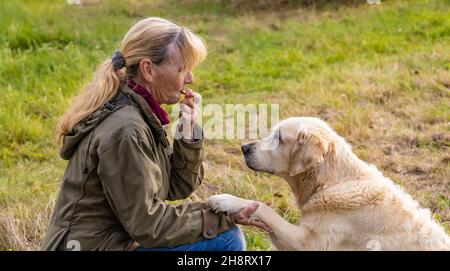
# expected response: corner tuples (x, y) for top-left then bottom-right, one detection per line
(0, 198), (55, 251)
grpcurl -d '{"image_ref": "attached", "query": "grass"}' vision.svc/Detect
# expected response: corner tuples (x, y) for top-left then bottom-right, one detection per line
(0, 0), (449, 250)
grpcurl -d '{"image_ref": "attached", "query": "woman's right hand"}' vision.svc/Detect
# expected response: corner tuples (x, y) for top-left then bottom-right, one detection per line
(178, 89), (201, 141)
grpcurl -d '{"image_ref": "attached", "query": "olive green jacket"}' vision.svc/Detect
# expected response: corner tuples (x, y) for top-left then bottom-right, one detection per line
(40, 85), (235, 251)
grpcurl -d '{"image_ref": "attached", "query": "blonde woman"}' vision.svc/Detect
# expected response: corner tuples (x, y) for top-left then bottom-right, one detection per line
(41, 17), (270, 251)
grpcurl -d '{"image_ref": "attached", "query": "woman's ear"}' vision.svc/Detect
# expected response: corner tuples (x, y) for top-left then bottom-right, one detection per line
(288, 129), (332, 177)
(138, 58), (153, 82)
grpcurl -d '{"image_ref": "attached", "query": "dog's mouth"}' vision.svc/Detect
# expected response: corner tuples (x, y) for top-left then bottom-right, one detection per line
(242, 144), (275, 174)
(243, 156), (258, 171)
(245, 158), (276, 174)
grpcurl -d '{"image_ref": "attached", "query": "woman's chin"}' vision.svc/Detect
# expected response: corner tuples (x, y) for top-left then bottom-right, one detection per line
(161, 94), (180, 105)
(167, 95), (181, 105)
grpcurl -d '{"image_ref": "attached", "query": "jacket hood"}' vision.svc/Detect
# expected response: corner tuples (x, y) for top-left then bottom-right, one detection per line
(60, 85), (170, 160)
(60, 91), (130, 160)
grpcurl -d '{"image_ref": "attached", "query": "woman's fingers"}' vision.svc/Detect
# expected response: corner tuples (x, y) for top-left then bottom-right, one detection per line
(179, 104), (197, 123)
(179, 97), (200, 126)
(192, 91), (201, 105)
(181, 97), (195, 108)
(177, 89), (201, 141)
(236, 202), (259, 219)
(180, 103), (193, 114)
(232, 203), (273, 233)
(181, 89), (194, 108)
(184, 89), (194, 99)
(181, 89), (201, 109)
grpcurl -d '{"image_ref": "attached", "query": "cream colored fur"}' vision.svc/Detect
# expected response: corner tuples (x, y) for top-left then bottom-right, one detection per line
(208, 117), (450, 250)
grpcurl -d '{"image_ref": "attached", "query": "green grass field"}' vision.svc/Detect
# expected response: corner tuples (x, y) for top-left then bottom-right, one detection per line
(0, 0), (449, 250)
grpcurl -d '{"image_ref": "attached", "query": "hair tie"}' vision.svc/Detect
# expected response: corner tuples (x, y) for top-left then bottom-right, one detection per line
(111, 49), (126, 71)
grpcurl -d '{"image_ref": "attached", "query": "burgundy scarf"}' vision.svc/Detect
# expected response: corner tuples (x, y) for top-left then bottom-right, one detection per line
(127, 79), (170, 125)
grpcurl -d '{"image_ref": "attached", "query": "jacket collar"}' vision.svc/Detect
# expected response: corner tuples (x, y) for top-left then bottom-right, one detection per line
(120, 84), (170, 148)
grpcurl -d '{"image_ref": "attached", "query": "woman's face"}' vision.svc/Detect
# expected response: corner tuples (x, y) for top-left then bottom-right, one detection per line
(149, 44), (194, 105)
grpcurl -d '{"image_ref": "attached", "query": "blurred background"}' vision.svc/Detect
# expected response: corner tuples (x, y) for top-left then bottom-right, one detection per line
(0, 0), (449, 250)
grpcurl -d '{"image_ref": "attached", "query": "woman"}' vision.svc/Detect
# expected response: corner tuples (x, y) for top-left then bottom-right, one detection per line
(40, 17), (270, 251)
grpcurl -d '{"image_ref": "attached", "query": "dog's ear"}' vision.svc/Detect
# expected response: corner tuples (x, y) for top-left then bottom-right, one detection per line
(289, 128), (333, 176)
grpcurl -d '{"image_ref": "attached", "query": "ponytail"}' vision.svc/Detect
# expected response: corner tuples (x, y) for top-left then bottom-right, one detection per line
(55, 59), (122, 143)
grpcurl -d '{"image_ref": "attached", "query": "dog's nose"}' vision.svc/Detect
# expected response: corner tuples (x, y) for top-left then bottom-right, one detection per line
(241, 144), (251, 155)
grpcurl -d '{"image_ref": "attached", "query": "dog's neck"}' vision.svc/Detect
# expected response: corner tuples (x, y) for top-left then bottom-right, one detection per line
(284, 140), (376, 208)
(284, 168), (322, 207)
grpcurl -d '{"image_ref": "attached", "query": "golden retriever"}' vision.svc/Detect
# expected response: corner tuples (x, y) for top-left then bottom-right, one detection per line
(208, 117), (450, 250)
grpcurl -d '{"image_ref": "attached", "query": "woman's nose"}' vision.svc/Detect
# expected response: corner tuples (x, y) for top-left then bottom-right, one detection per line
(184, 71), (194, 85)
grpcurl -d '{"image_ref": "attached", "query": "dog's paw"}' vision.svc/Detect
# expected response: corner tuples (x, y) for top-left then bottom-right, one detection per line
(207, 194), (252, 214)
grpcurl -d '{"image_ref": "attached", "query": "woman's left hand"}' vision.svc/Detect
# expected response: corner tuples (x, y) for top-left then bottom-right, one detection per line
(233, 202), (273, 233)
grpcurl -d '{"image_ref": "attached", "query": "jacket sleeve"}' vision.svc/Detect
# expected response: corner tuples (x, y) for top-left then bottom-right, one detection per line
(167, 137), (204, 200)
(168, 124), (205, 200)
(97, 134), (235, 248)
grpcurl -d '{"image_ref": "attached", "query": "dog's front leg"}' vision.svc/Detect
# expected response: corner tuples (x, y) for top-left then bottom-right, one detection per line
(208, 194), (316, 250)
(253, 203), (319, 250)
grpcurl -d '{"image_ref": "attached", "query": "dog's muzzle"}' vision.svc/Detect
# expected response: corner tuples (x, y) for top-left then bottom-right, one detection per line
(242, 143), (258, 170)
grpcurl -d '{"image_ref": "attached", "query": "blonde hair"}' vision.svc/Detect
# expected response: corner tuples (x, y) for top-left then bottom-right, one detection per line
(55, 17), (207, 143)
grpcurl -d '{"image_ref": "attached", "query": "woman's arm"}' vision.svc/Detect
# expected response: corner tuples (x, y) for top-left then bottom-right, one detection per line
(166, 89), (205, 200)
(97, 133), (234, 248)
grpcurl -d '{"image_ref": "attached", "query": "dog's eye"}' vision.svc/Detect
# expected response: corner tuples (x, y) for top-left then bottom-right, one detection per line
(277, 130), (283, 144)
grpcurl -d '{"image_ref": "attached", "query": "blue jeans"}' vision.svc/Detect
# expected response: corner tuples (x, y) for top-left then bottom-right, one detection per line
(135, 226), (246, 251)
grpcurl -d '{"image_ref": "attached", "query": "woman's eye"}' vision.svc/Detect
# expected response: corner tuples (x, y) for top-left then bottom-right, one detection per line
(178, 65), (187, 73)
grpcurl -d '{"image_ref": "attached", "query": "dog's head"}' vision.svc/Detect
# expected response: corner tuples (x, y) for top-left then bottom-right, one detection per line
(242, 117), (336, 177)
